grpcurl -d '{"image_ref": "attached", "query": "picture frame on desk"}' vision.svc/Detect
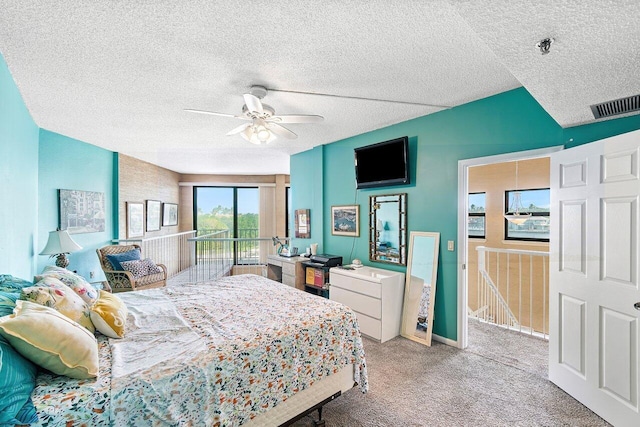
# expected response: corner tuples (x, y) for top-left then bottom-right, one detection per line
(331, 205), (359, 237)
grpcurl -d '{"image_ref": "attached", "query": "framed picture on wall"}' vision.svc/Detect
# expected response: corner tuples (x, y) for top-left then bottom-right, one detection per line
(58, 189), (106, 234)
(294, 209), (310, 238)
(162, 203), (178, 226)
(126, 202), (144, 238)
(331, 205), (360, 237)
(146, 200), (161, 232)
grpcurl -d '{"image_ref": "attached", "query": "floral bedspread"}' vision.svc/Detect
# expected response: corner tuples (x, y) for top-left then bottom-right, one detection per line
(31, 274), (368, 426)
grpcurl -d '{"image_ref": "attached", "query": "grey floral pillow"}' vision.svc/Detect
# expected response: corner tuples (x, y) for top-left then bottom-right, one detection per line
(120, 260), (147, 278)
(120, 258), (162, 278)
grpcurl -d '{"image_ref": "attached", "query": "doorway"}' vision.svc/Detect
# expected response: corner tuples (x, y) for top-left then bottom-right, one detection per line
(457, 146), (562, 350)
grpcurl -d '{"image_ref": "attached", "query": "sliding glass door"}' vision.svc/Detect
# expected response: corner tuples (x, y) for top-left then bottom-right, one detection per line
(194, 187), (259, 264)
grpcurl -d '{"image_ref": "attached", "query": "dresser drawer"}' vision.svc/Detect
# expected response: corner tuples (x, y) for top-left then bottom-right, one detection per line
(330, 287), (381, 319)
(330, 273), (381, 298)
(355, 312), (381, 341)
(282, 274), (296, 287)
(282, 261), (296, 276)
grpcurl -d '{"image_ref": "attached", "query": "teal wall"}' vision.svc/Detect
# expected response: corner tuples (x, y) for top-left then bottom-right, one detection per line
(290, 87), (640, 342)
(0, 51), (116, 282)
(290, 145), (325, 253)
(0, 54), (40, 279)
(38, 130), (117, 281)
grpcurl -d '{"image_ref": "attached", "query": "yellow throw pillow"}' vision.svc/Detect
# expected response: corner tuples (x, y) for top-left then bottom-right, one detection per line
(21, 277), (95, 333)
(90, 290), (128, 338)
(0, 300), (98, 379)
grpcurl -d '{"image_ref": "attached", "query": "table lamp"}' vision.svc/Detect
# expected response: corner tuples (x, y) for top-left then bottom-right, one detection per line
(40, 229), (82, 269)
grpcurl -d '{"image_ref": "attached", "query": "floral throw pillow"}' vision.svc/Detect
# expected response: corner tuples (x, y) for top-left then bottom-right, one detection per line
(20, 278), (95, 333)
(34, 266), (98, 305)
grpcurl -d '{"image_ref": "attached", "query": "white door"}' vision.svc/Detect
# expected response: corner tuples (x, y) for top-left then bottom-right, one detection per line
(550, 129), (640, 426)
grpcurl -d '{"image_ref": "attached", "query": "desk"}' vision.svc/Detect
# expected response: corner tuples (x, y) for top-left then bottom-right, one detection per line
(267, 255), (306, 290)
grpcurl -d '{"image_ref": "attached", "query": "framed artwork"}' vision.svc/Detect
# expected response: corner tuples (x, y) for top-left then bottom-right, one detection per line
(146, 200), (161, 232)
(162, 203), (178, 226)
(58, 189), (106, 234)
(127, 202), (144, 238)
(331, 205), (360, 237)
(294, 209), (310, 238)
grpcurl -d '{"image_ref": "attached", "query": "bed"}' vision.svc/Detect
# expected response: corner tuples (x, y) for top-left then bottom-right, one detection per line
(28, 274), (368, 426)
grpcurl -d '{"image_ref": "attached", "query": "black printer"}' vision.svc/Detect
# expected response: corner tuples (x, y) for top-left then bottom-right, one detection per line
(302, 254), (343, 269)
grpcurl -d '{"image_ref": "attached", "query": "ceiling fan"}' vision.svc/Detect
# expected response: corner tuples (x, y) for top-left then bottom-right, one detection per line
(185, 85), (324, 145)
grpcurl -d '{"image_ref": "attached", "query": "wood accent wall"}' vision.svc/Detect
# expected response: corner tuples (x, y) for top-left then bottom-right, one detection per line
(118, 154), (181, 240)
(467, 157), (550, 333)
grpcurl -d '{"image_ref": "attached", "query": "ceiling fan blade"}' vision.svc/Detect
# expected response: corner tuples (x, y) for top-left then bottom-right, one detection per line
(269, 123), (298, 139)
(184, 109), (249, 119)
(267, 114), (324, 124)
(243, 93), (264, 114)
(226, 123), (250, 136)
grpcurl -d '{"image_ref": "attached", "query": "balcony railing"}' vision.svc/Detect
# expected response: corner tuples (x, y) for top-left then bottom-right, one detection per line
(187, 233), (286, 283)
(472, 246), (549, 339)
(114, 228), (278, 284)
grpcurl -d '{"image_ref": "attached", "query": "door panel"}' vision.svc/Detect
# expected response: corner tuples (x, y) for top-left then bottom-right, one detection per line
(559, 200), (586, 275)
(550, 129), (640, 427)
(601, 197), (636, 285)
(559, 294), (586, 375)
(600, 307), (636, 404)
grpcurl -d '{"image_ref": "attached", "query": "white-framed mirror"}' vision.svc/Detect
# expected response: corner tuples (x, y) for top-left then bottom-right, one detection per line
(400, 231), (440, 346)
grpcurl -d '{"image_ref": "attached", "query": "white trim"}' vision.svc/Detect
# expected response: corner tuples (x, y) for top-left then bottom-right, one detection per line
(457, 145), (563, 350)
(179, 182), (276, 187)
(432, 333), (458, 347)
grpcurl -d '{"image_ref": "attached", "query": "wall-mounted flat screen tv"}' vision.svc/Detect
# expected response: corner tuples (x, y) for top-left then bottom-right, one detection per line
(354, 136), (409, 189)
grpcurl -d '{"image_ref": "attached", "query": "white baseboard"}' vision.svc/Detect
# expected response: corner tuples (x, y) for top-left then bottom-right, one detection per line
(432, 333), (459, 348)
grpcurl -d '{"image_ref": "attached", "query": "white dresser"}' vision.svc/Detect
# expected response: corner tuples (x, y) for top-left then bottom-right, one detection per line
(329, 266), (405, 343)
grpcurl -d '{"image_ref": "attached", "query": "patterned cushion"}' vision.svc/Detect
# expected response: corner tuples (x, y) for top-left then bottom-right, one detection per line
(34, 266), (98, 305)
(0, 337), (38, 426)
(90, 290), (128, 338)
(121, 258), (162, 279)
(21, 278), (95, 333)
(142, 258), (163, 275)
(0, 300), (98, 379)
(106, 249), (141, 271)
(120, 260), (147, 278)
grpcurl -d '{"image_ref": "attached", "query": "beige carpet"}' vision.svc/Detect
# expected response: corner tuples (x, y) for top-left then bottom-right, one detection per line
(292, 321), (609, 427)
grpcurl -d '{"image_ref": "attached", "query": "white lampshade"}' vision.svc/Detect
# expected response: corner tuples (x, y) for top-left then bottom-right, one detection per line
(40, 230), (82, 255)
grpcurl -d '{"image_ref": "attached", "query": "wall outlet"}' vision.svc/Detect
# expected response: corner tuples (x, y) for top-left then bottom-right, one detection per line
(89, 271), (95, 279)
(447, 240), (455, 251)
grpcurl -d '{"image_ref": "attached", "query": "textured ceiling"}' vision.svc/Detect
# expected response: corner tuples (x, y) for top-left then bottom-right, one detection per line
(0, 1), (637, 175)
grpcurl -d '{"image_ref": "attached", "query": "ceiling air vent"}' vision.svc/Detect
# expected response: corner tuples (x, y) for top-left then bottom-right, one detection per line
(591, 94), (640, 119)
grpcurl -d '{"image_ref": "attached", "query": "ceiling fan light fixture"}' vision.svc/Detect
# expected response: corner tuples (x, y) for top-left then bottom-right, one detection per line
(256, 126), (271, 142)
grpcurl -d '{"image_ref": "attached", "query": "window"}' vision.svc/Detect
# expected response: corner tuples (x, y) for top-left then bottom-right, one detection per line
(194, 186), (259, 264)
(468, 193), (486, 238)
(504, 188), (550, 242)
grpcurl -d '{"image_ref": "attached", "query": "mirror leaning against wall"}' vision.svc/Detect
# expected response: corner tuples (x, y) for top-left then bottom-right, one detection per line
(401, 231), (440, 346)
(369, 193), (407, 266)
